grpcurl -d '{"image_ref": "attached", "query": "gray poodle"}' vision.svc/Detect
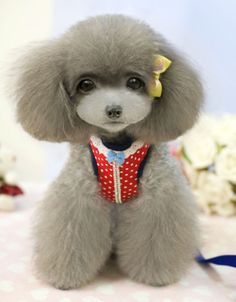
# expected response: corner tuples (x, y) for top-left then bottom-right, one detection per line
(12, 15), (203, 289)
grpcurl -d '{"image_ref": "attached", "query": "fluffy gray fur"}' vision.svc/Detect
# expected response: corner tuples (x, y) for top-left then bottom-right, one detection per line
(11, 15), (203, 288)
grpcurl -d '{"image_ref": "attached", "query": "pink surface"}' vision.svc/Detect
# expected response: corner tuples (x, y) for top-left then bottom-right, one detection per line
(0, 184), (236, 302)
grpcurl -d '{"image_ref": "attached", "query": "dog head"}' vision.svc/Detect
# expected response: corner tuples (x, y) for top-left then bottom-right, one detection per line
(12, 15), (203, 144)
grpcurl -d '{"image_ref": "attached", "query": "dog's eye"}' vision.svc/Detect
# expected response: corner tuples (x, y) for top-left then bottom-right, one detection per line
(126, 77), (145, 90)
(77, 79), (96, 93)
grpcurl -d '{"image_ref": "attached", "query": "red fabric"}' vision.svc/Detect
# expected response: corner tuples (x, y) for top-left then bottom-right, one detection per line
(0, 184), (23, 196)
(90, 141), (149, 203)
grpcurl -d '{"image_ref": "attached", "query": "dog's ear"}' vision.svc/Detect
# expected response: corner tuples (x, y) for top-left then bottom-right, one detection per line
(129, 42), (204, 143)
(11, 41), (83, 142)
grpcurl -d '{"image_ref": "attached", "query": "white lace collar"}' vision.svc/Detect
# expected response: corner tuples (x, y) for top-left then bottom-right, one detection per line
(90, 135), (147, 159)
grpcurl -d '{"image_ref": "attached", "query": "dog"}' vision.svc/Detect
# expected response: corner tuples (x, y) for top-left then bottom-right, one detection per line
(12, 14), (203, 289)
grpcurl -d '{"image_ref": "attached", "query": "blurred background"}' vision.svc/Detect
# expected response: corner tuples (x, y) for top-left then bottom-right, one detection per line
(1, 0), (236, 183)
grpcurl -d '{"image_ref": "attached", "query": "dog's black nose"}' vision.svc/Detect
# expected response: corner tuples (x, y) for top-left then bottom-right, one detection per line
(105, 105), (123, 119)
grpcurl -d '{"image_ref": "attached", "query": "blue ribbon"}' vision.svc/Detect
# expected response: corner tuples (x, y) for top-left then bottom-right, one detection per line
(196, 252), (236, 268)
(107, 150), (125, 165)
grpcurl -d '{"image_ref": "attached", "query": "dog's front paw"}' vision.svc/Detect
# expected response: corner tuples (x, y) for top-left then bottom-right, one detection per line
(50, 279), (82, 291)
(52, 283), (74, 291)
(33, 251), (93, 290)
(136, 268), (185, 286)
(35, 265), (89, 290)
(119, 259), (187, 286)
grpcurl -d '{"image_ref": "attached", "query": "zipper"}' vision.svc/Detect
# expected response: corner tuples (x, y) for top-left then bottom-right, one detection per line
(113, 162), (122, 203)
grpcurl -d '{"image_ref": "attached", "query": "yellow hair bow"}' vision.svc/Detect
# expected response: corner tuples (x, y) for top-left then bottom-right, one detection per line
(149, 54), (172, 98)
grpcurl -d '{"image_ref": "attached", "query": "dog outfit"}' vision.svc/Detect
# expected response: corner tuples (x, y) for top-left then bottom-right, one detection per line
(89, 136), (151, 203)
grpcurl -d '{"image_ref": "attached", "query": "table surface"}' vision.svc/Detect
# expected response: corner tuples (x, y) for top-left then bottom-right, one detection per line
(0, 183), (236, 302)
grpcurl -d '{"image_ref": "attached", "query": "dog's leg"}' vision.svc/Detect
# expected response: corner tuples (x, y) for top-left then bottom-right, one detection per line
(115, 147), (199, 286)
(33, 165), (112, 289)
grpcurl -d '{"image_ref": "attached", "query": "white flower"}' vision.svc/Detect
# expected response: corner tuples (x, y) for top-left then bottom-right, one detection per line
(181, 114), (218, 169)
(5, 171), (18, 185)
(0, 195), (14, 211)
(212, 202), (236, 217)
(211, 114), (236, 146)
(180, 113), (236, 216)
(196, 171), (236, 205)
(193, 190), (214, 215)
(182, 134), (217, 169)
(215, 144), (236, 184)
(191, 171), (236, 215)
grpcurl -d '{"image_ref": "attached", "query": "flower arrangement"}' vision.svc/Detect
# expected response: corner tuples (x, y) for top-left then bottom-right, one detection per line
(0, 145), (23, 211)
(178, 114), (236, 216)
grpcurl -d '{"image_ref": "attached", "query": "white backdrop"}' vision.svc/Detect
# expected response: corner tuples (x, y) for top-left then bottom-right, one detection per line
(0, 0), (53, 182)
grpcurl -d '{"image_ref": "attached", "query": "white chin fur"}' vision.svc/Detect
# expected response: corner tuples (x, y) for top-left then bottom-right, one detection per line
(100, 123), (128, 132)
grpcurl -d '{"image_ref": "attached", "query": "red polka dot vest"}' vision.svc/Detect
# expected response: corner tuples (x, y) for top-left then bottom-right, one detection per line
(89, 136), (150, 203)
